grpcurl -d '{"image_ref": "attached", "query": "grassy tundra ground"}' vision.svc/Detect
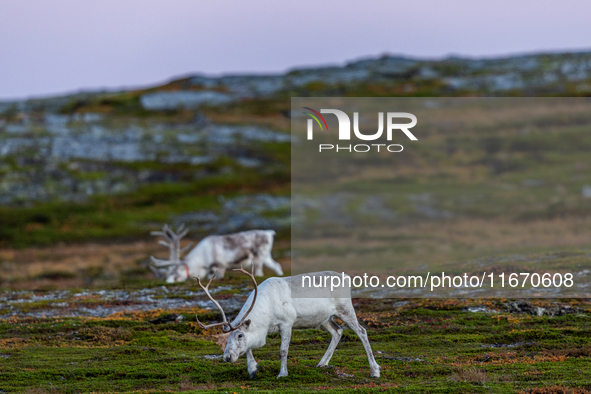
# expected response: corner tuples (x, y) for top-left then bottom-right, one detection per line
(2, 58), (591, 393)
(0, 269), (590, 393)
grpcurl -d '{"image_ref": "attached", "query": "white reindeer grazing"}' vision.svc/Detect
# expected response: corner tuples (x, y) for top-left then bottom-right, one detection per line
(194, 268), (381, 379)
(149, 225), (284, 283)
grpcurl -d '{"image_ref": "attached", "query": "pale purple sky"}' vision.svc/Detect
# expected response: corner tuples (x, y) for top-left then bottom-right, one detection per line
(1, 0), (590, 100)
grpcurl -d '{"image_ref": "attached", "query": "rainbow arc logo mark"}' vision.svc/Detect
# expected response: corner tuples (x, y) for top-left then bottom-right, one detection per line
(303, 107), (329, 132)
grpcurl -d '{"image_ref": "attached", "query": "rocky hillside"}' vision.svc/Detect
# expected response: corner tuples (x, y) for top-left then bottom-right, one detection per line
(1, 51), (591, 247)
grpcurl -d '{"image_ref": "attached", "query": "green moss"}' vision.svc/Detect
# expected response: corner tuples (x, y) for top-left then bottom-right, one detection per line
(0, 165), (289, 248)
(0, 301), (589, 392)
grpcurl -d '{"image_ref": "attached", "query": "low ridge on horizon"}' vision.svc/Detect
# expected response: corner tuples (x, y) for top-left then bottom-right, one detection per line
(4, 49), (591, 103)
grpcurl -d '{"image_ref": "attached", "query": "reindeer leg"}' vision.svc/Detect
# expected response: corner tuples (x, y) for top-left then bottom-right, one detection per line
(262, 255), (284, 276)
(247, 252), (264, 277)
(317, 318), (342, 367)
(211, 265), (226, 279)
(337, 307), (381, 378)
(246, 349), (258, 379)
(254, 259), (264, 277)
(277, 326), (292, 378)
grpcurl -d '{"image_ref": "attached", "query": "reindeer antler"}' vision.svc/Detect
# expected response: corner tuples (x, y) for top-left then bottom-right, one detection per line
(194, 270), (231, 330)
(194, 261), (258, 332)
(230, 262), (258, 329)
(149, 223), (192, 276)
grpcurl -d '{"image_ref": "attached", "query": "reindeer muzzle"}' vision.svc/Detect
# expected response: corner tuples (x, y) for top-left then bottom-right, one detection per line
(223, 354), (236, 363)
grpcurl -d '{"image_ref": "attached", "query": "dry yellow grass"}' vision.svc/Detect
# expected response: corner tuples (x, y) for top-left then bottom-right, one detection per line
(0, 240), (173, 288)
(0, 239), (291, 289)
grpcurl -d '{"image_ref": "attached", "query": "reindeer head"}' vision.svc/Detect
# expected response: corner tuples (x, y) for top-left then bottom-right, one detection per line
(194, 264), (258, 363)
(223, 319), (252, 362)
(149, 224), (193, 282)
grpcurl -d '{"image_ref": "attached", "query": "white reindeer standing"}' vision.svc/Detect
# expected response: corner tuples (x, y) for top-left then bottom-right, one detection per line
(194, 267), (381, 379)
(149, 224), (284, 283)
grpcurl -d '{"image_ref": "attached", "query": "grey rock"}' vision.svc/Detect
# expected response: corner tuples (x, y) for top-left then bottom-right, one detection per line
(191, 75), (285, 98)
(503, 301), (583, 317)
(203, 354), (223, 360)
(235, 157), (261, 167)
(51, 136), (144, 162)
(44, 114), (70, 134)
(0, 138), (38, 156)
(204, 125), (291, 144)
(5, 124), (30, 134)
(177, 133), (200, 144)
(190, 156), (212, 165)
(140, 91), (235, 110)
(465, 306), (494, 313)
(480, 342), (528, 349)
(82, 113), (104, 123)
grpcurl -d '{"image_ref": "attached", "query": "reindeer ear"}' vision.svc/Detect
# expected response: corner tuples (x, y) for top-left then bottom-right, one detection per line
(243, 319), (251, 329)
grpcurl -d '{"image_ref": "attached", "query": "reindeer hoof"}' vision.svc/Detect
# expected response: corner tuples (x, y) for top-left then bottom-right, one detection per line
(249, 370), (257, 380)
(277, 372), (288, 378)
